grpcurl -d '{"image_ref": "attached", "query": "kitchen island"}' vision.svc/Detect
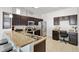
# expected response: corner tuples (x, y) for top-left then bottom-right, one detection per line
(6, 31), (46, 52)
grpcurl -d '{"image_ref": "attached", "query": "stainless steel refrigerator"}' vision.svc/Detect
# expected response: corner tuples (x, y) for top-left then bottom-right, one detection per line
(38, 21), (47, 37)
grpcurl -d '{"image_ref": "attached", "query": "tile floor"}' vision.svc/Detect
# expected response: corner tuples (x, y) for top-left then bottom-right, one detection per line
(46, 37), (79, 52)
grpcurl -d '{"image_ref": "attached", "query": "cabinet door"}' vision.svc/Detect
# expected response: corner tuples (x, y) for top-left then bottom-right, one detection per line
(12, 14), (20, 25)
(34, 40), (46, 52)
(34, 18), (38, 25)
(69, 15), (77, 25)
(52, 31), (59, 40)
(20, 16), (28, 25)
(25, 17), (29, 25)
(54, 17), (60, 25)
(69, 32), (78, 46)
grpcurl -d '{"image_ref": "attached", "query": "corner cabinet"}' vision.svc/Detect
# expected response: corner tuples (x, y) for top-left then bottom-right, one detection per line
(12, 14), (43, 26)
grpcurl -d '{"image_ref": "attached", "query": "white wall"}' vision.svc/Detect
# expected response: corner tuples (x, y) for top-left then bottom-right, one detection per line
(0, 7), (12, 40)
(41, 8), (78, 38)
(12, 7), (41, 18)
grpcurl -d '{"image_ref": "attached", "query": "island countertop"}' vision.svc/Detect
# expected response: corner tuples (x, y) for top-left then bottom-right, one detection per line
(6, 31), (46, 47)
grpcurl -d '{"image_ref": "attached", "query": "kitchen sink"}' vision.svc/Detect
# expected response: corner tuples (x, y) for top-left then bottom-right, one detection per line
(25, 34), (42, 40)
(18, 31), (42, 41)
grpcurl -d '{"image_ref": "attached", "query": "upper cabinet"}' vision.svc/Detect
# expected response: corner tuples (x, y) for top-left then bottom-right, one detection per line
(69, 15), (77, 25)
(53, 15), (77, 25)
(12, 14), (20, 25)
(20, 16), (28, 25)
(12, 14), (43, 26)
(54, 17), (60, 25)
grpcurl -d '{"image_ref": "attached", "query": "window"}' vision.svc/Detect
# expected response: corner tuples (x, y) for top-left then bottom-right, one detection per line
(16, 8), (20, 14)
(3, 12), (12, 29)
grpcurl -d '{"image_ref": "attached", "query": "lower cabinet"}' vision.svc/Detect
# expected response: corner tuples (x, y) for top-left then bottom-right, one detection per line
(21, 40), (46, 52)
(69, 32), (78, 46)
(52, 30), (59, 40)
(34, 40), (46, 52)
(52, 30), (78, 46)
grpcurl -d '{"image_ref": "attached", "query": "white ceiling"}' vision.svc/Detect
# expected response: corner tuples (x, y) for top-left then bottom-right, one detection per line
(24, 7), (68, 15)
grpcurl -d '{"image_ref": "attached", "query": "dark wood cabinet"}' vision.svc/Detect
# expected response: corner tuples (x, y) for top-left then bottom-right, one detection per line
(53, 15), (77, 25)
(69, 32), (78, 46)
(69, 15), (77, 25)
(54, 17), (60, 25)
(12, 14), (20, 25)
(34, 40), (46, 52)
(34, 18), (38, 25)
(52, 30), (59, 40)
(20, 16), (28, 25)
(12, 14), (43, 26)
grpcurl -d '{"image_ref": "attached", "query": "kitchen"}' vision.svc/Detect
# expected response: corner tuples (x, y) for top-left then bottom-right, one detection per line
(0, 7), (79, 52)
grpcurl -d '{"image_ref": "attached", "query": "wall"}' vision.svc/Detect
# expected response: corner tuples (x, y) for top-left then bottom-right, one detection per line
(12, 7), (42, 18)
(41, 8), (78, 38)
(0, 7), (12, 33)
(0, 7), (12, 40)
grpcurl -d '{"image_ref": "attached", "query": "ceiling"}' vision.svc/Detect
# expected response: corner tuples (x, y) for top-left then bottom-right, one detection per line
(24, 7), (69, 15)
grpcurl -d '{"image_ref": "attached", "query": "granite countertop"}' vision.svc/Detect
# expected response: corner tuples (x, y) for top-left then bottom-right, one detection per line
(6, 31), (46, 47)
(6, 31), (34, 47)
(17, 31), (47, 45)
(52, 29), (78, 33)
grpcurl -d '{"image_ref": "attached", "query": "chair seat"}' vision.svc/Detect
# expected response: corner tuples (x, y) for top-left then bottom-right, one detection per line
(0, 43), (13, 52)
(0, 39), (8, 45)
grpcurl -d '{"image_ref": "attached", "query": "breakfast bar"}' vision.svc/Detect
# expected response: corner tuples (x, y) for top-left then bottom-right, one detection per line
(6, 31), (46, 52)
